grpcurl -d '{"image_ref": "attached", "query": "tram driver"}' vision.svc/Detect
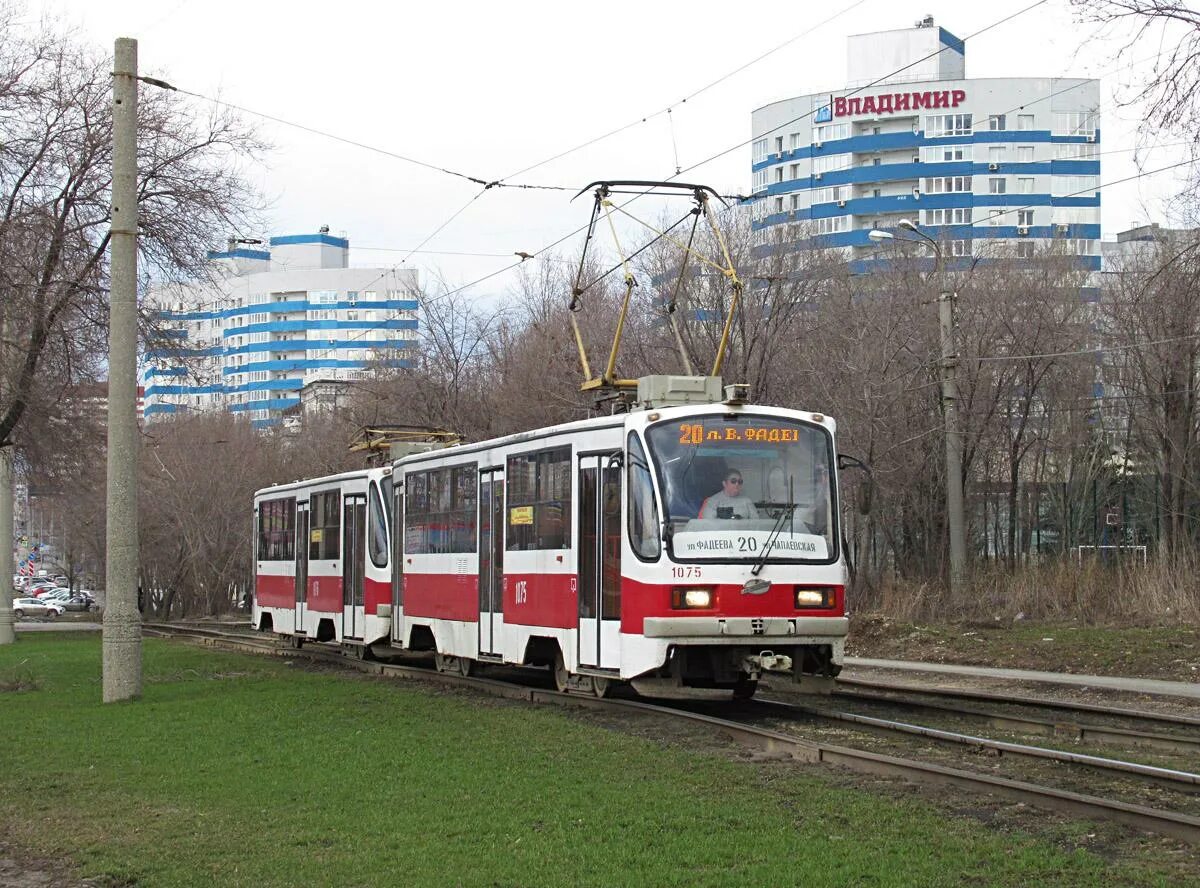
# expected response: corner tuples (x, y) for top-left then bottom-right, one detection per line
(700, 469), (760, 520)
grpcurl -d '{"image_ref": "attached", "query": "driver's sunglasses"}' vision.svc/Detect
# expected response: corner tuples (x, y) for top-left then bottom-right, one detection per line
(727, 477), (743, 484)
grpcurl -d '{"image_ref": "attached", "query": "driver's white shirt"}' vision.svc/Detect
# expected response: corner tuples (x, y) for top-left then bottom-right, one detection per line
(700, 492), (759, 520)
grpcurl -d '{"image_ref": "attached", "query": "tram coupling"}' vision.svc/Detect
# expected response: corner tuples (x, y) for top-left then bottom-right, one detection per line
(741, 651), (793, 679)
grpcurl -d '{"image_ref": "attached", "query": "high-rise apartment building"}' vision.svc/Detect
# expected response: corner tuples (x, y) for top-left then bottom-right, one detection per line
(750, 18), (1101, 269)
(142, 231), (419, 428)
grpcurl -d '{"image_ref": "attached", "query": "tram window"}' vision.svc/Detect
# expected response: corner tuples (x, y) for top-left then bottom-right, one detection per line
(257, 497), (296, 561)
(507, 445), (571, 551)
(404, 464), (477, 554)
(309, 490), (341, 560)
(368, 481), (389, 568)
(380, 475), (394, 529)
(627, 435), (661, 560)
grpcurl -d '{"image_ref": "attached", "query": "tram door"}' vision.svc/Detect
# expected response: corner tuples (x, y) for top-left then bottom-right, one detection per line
(578, 455), (621, 670)
(478, 469), (504, 657)
(342, 495), (367, 639)
(294, 502), (310, 634)
(392, 482), (405, 645)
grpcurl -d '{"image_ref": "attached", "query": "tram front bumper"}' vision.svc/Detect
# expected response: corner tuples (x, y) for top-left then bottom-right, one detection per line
(642, 616), (848, 640)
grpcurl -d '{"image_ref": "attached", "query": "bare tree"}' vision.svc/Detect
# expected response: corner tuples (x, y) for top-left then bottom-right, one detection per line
(1101, 231), (1200, 555)
(0, 10), (264, 452)
(1072, 1), (1200, 138)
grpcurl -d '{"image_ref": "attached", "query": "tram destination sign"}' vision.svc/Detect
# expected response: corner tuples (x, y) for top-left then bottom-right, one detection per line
(678, 422), (801, 446)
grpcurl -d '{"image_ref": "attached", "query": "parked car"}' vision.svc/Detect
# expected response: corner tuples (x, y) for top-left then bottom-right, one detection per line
(60, 595), (98, 613)
(34, 587), (70, 600)
(12, 597), (64, 619)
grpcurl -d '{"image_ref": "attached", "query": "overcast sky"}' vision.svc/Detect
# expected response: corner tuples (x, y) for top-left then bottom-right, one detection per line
(26, 0), (1197, 298)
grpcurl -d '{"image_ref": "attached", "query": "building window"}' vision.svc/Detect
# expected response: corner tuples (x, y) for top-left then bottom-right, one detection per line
(988, 114), (1007, 131)
(1053, 111), (1098, 136)
(789, 163), (800, 179)
(988, 178), (1006, 194)
(923, 207), (972, 225)
(1055, 143), (1098, 160)
(774, 167), (784, 183)
(923, 176), (972, 193)
(925, 113), (972, 137)
(813, 216), (849, 235)
(812, 153), (851, 174)
(752, 139), (768, 164)
(1016, 146), (1034, 163)
(1052, 175), (1099, 196)
(752, 169), (768, 193)
(1016, 241), (1035, 259)
(1017, 210), (1034, 227)
(813, 123), (850, 143)
(789, 133), (803, 151)
(774, 197), (784, 213)
(988, 146), (1005, 163)
(1017, 114), (1035, 131)
(989, 210), (1004, 226)
(1017, 177), (1035, 194)
(950, 239), (971, 257)
(775, 136), (784, 154)
(813, 185), (849, 204)
(1053, 207), (1100, 225)
(922, 144), (971, 163)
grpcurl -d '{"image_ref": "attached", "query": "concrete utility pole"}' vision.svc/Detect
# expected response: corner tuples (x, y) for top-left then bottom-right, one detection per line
(0, 313), (13, 646)
(103, 37), (142, 702)
(936, 274), (968, 592)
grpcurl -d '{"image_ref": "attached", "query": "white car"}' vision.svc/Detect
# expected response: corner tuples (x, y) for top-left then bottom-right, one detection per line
(12, 597), (64, 619)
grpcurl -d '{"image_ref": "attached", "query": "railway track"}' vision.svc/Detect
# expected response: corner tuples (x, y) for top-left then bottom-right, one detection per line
(838, 677), (1200, 735)
(144, 623), (1200, 844)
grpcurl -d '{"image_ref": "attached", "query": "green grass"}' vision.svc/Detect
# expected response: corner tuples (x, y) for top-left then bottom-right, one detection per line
(0, 635), (1185, 886)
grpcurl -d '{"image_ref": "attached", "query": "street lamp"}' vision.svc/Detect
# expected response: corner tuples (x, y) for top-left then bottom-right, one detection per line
(868, 220), (967, 593)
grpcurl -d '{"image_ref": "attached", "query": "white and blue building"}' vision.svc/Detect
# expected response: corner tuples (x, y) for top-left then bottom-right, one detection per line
(142, 231), (419, 428)
(750, 18), (1101, 278)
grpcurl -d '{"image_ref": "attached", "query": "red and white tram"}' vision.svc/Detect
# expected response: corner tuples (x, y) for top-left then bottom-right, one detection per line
(252, 467), (394, 652)
(396, 398), (846, 696)
(253, 399), (848, 697)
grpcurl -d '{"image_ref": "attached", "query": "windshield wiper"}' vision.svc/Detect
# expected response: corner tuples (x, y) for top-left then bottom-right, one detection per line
(751, 476), (794, 576)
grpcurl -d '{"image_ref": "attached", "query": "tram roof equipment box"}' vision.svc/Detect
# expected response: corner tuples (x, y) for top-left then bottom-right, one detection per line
(636, 375), (725, 409)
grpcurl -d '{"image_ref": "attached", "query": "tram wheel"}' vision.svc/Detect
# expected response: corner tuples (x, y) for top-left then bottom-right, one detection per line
(287, 635), (304, 650)
(732, 678), (759, 701)
(591, 676), (611, 699)
(434, 652), (452, 673)
(553, 650), (570, 693)
(457, 656), (473, 677)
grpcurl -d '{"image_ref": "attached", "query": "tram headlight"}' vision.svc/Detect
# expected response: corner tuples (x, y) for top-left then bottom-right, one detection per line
(671, 586), (714, 609)
(795, 587), (831, 608)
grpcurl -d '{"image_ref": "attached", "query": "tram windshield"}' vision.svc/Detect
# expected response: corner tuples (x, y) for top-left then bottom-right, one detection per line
(644, 415), (836, 563)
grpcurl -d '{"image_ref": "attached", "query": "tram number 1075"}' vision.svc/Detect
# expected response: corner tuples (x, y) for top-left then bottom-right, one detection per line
(671, 566), (703, 579)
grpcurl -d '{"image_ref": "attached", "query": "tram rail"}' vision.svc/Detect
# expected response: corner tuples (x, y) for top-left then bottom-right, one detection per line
(144, 622), (1200, 844)
(837, 677), (1200, 730)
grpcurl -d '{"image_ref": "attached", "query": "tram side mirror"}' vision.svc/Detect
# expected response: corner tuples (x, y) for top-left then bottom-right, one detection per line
(837, 453), (874, 515)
